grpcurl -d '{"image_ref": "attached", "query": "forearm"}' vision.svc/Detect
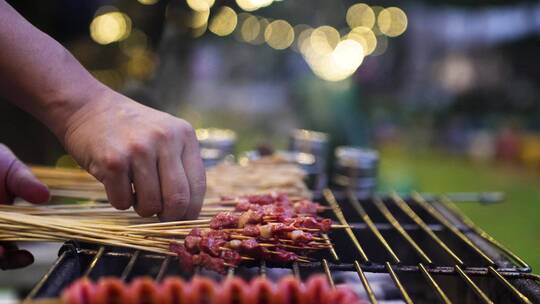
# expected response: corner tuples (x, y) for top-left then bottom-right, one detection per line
(0, 0), (107, 140)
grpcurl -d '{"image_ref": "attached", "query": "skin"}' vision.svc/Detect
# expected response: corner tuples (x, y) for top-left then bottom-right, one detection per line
(0, 1), (206, 267)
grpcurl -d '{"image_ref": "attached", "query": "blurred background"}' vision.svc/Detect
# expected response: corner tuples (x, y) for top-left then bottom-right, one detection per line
(1, 0), (540, 297)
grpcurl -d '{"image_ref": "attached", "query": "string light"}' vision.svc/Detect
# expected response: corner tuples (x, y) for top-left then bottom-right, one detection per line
(90, 11), (132, 45)
(137, 0), (159, 5)
(346, 3), (375, 29)
(186, 0), (215, 12)
(345, 26), (377, 55)
(378, 7), (408, 37)
(209, 6), (238, 36)
(178, 3), (408, 81)
(264, 20), (294, 50)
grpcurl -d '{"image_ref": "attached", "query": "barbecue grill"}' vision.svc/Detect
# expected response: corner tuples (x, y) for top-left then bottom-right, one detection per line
(25, 189), (540, 303)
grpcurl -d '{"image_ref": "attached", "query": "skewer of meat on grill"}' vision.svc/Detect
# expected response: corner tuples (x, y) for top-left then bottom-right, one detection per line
(61, 275), (367, 304)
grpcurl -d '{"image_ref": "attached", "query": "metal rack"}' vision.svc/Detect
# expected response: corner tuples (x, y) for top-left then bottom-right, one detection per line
(25, 190), (540, 303)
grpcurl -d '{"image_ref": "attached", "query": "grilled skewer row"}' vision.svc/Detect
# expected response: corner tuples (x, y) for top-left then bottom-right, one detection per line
(61, 275), (366, 304)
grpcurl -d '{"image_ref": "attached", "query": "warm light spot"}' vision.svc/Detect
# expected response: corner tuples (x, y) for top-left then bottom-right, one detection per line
(346, 3), (375, 29)
(345, 26), (377, 55)
(332, 39), (364, 72)
(309, 26), (340, 56)
(90, 11), (132, 45)
(189, 9), (210, 28)
(241, 15), (261, 43)
(264, 19), (294, 50)
(209, 6), (237, 36)
(292, 24), (310, 52)
(192, 23), (208, 37)
(119, 28), (148, 56)
(137, 0), (159, 5)
(90, 69), (123, 89)
(301, 35), (365, 82)
(297, 27), (314, 53)
(124, 49), (156, 80)
(55, 155), (78, 168)
(378, 7), (408, 37)
(186, 0), (215, 12)
(236, 0), (273, 12)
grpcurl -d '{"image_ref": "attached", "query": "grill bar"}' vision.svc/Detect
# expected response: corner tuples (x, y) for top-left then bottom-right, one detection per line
(418, 263), (452, 304)
(354, 261), (378, 304)
(321, 259), (335, 288)
(385, 262), (413, 304)
(441, 196), (530, 270)
(455, 264), (494, 303)
(324, 189), (369, 263)
(83, 246), (105, 277)
(373, 197), (433, 264)
(120, 250), (140, 281)
(292, 262), (301, 279)
(24, 190), (540, 303)
(348, 192), (400, 263)
(23, 250), (69, 304)
(488, 266), (532, 304)
(155, 257), (170, 282)
(391, 193), (464, 266)
(412, 192), (495, 265)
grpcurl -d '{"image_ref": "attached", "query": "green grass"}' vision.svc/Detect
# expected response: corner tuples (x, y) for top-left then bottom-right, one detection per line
(378, 147), (540, 273)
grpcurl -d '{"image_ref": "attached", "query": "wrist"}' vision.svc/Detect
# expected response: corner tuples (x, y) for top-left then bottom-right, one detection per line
(43, 79), (111, 143)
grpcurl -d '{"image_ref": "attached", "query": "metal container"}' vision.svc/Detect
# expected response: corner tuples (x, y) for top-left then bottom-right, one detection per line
(289, 129), (329, 172)
(196, 128), (237, 167)
(333, 146), (379, 198)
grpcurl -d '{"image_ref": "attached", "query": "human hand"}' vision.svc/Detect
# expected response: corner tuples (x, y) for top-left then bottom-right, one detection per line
(0, 144), (49, 270)
(61, 90), (206, 221)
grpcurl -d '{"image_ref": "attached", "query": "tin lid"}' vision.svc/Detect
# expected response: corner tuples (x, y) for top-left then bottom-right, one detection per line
(335, 146), (379, 169)
(196, 128), (236, 155)
(290, 129), (329, 144)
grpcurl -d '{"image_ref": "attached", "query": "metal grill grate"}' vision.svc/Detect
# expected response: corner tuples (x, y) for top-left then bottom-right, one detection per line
(25, 190), (540, 304)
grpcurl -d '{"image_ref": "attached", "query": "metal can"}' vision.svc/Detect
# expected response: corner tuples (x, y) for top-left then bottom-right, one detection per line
(333, 146), (379, 198)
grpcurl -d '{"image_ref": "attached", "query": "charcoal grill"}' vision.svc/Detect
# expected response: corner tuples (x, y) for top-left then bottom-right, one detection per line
(24, 189), (540, 303)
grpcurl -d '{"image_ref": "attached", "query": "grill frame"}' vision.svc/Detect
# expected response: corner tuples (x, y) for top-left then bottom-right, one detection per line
(25, 190), (540, 304)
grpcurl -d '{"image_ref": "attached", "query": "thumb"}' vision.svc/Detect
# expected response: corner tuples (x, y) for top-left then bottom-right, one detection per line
(6, 160), (50, 204)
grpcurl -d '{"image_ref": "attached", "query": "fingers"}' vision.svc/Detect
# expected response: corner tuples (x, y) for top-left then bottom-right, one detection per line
(157, 149), (190, 222)
(180, 127), (206, 220)
(0, 144), (49, 204)
(99, 157), (134, 211)
(131, 144), (162, 217)
(0, 243), (34, 270)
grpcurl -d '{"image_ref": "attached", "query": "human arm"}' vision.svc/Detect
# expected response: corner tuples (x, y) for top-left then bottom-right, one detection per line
(0, 0), (205, 220)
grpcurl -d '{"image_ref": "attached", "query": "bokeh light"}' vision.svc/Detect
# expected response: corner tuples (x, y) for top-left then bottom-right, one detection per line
(310, 26), (340, 55)
(209, 6), (238, 37)
(189, 9), (210, 28)
(345, 26), (377, 55)
(292, 24), (311, 52)
(90, 11), (132, 45)
(301, 26), (365, 82)
(137, 0), (159, 5)
(264, 20), (294, 50)
(186, 0), (215, 12)
(119, 28), (148, 56)
(346, 3), (375, 29)
(297, 27), (314, 53)
(236, 0), (273, 12)
(240, 15), (261, 43)
(378, 7), (408, 37)
(124, 49), (156, 80)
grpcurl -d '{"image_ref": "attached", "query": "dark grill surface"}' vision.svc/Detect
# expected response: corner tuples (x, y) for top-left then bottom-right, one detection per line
(26, 190), (540, 304)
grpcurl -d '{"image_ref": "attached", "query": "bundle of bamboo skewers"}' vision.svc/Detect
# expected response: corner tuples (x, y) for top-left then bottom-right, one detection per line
(30, 154), (312, 201)
(0, 156), (338, 270)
